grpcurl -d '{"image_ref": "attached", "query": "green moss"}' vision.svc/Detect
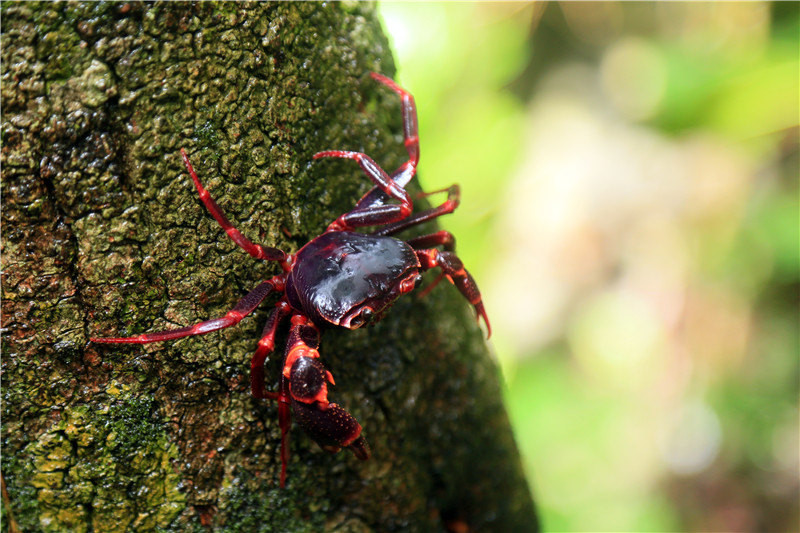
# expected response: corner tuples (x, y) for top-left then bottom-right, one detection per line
(216, 471), (322, 533)
(195, 119), (223, 160)
(6, 392), (185, 532)
(1, 454), (42, 532)
(104, 395), (161, 459)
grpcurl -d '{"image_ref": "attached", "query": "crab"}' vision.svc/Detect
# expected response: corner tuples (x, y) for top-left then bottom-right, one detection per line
(91, 72), (490, 487)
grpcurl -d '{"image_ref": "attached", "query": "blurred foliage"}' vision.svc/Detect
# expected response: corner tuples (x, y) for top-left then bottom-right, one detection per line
(378, 2), (798, 531)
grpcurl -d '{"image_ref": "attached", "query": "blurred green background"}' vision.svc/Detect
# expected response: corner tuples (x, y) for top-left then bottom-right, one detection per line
(377, 2), (798, 531)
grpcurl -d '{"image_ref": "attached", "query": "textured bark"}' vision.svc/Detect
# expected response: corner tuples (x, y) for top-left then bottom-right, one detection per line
(1, 3), (537, 532)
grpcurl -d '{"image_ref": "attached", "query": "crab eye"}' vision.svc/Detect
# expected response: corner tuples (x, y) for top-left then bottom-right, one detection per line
(414, 274), (423, 289)
(348, 307), (374, 328)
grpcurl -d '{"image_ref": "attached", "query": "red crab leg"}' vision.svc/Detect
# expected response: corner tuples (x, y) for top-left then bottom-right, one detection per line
(313, 151), (413, 231)
(405, 230), (456, 252)
(349, 72), (420, 212)
(371, 72), (419, 169)
(250, 300), (292, 400)
(274, 376), (293, 488)
(373, 185), (460, 237)
(181, 149), (291, 269)
(416, 271), (446, 299)
(272, 315), (369, 487)
(90, 277), (283, 344)
(416, 249), (491, 338)
(270, 315), (320, 487)
(370, 72), (419, 189)
(405, 229), (455, 299)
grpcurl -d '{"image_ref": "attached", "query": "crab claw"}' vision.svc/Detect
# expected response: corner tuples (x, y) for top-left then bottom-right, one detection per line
(291, 400), (371, 460)
(289, 356), (331, 406)
(288, 355), (371, 461)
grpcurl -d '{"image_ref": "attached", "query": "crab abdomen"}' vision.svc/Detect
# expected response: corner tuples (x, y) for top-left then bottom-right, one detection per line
(286, 231), (419, 327)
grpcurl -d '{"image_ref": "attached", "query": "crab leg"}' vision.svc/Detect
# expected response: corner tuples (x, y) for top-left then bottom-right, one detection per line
(369, 72), (419, 188)
(91, 277), (282, 344)
(272, 314), (370, 487)
(373, 185), (460, 237)
(371, 72), (419, 168)
(416, 249), (491, 338)
(250, 300), (292, 400)
(181, 149), (290, 267)
(313, 151), (413, 231)
(405, 230), (456, 252)
(348, 72), (420, 212)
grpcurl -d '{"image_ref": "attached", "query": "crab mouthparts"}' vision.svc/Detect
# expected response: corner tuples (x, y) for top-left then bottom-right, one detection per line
(340, 271), (420, 329)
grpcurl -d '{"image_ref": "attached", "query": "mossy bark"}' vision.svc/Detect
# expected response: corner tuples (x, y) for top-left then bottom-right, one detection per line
(1, 3), (537, 532)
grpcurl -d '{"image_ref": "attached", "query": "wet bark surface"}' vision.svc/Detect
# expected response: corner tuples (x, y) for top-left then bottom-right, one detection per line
(1, 3), (537, 531)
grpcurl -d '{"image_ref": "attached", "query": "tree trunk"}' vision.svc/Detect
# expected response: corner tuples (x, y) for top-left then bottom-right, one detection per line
(1, 3), (537, 531)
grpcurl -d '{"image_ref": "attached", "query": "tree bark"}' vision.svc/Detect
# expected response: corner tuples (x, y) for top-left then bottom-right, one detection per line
(1, 3), (537, 531)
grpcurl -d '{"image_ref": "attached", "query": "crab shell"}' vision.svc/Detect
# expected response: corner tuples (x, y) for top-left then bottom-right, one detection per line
(285, 231), (422, 329)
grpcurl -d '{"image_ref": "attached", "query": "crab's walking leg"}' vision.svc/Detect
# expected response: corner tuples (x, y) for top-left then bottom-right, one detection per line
(91, 277), (283, 344)
(181, 149), (290, 267)
(250, 300), (292, 400)
(405, 230), (456, 251)
(274, 375), (293, 488)
(346, 73), (420, 215)
(402, 231), (456, 298)
(416, 249), (492, 338)
(273, 315), (370, 487)
(371, 72), (419, 170)
(373, 185), (460, 237)
(313, 151), (413, 231)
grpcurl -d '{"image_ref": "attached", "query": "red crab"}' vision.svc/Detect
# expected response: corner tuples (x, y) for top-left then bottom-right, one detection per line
(91, 72), (490, 487)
